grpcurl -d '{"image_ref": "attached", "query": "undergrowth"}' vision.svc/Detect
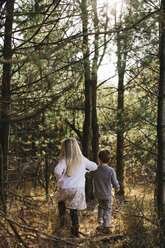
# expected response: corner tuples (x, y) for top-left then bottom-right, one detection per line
(0, 184), (162, 248)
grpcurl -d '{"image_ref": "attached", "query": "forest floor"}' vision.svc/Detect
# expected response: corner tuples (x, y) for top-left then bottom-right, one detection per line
(0, 183), (161, 248)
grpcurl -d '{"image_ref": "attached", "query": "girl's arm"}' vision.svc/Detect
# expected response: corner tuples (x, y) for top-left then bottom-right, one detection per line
(54, 160), (66, 179)
(84, 157), (97, 171)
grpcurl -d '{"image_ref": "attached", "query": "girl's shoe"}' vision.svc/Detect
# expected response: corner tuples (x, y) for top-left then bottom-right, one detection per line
(71, 224), (79, 238)
(58, 201), (66, 227)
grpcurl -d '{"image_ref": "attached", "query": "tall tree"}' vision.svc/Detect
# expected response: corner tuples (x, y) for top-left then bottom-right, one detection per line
(116, 27), (126, 197)
(81, 0), (93, 158)
(157, 0), (165, 238)
(80, 0), (108, 199)
(91, 0), (108, 162)
(114, 2), (134, 197)
(0, 0), (15, 211)
(81, 0), (108, 161)
(91, 0), (99, 163)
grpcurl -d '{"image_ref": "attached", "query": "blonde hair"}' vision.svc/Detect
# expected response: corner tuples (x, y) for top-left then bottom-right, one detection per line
(59, 137), (84, 177)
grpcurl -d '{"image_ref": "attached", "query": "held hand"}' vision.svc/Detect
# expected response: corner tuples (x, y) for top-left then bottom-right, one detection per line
(54, 172), (61, 180)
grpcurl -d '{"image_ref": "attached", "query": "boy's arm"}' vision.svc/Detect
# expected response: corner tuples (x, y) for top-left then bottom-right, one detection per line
(111, 169), (120, 191)
(85, 170), (95, 178)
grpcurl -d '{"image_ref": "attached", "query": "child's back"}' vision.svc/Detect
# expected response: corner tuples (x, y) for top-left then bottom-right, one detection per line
(90, 164), (119, 200)
(86, 149), (120, 234)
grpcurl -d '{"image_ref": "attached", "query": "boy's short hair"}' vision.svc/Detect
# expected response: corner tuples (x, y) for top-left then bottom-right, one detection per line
(98, 149), (111, 164)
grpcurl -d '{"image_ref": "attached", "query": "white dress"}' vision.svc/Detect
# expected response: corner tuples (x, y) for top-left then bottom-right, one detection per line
(54, 157), (97, 209)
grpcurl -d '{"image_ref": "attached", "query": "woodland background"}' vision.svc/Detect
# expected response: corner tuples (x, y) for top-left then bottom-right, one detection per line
(0, 0), (165, 247)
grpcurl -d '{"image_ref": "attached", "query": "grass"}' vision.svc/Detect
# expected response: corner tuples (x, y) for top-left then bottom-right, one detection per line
(0, 183), (162, 248)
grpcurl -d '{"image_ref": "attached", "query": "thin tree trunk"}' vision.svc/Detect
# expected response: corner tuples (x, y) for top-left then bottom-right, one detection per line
(0, 0), (15, 212)
(80, 0), (93, 201)
(116, 74), (124, 196)
(92, 77), (99, 163)
(157, 0), (165, 239)
(45, 157), (49, 199)
(81, 0), (92, 158)
(91, 0), (99, 163)
(116, 30), (127, 197)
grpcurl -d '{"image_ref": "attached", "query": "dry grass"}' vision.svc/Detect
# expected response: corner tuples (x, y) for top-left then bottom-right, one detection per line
(0, 183), (161, 248)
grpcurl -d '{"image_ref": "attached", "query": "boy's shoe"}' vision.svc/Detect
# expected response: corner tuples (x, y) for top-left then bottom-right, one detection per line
(96, 225), (104, 231)
(102, 227), (112, 234)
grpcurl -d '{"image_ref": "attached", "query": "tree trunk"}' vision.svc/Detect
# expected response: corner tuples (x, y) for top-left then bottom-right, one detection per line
(45, 157), (49, 199)
(91, 0), (99, 163)
(0, 0), (14, 212)
(92, 76), (99, 163)
(80, 0), (93, 201)
(81, 0), (93, 158)
(157, 0), (165, 238)
(116, 74), (125, 196)
(116, 30), (127, 197)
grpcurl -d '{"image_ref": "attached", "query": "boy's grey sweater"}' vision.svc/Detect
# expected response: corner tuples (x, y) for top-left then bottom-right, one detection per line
(86, 164), (120, 200)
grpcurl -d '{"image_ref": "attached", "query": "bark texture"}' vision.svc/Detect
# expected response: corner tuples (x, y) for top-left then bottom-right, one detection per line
(157, 0), (165, 237)
(0, 0), (15, 211)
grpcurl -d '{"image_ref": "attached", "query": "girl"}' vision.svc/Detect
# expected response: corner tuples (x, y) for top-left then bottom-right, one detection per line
(54, 137), (97, 237)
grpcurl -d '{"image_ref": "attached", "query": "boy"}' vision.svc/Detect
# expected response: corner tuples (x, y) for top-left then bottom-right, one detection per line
(86, 149), (120, 234)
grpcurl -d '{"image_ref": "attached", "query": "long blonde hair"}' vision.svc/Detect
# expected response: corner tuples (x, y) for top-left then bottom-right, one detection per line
(59, 137), (84, 177)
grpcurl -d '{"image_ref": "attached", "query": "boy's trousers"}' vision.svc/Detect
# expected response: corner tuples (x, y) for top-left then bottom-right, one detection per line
(97, 199), (112, 227)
